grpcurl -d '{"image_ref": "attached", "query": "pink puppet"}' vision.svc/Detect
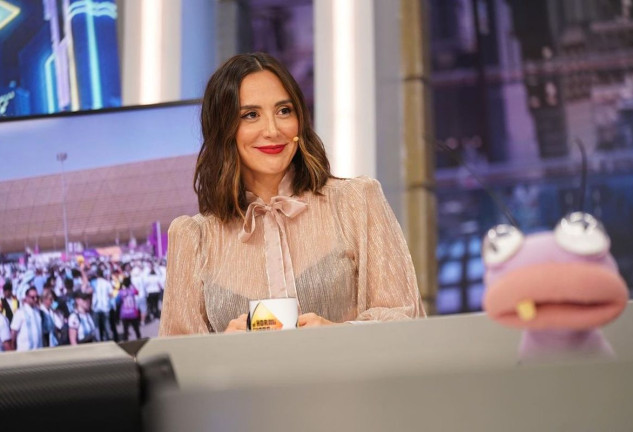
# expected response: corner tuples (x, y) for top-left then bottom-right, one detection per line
(482, 212), (629, 361)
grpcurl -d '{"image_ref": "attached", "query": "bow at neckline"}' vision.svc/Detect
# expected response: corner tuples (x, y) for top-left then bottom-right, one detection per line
(237, 170), (306, 299)
(238, 195), (307, 243)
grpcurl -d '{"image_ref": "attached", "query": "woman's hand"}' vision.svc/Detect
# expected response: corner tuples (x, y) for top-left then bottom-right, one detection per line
(224, 313), (248, 333)
(297, 313), (334, 328)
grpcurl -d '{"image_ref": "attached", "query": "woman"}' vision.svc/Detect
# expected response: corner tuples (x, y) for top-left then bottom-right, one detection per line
(118, 277), (142, 341)
(159, 52), (424, 335)
(68, 291), (96, 344)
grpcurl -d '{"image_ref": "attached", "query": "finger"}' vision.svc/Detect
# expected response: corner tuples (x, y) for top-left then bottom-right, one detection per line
(236, 313), (249, 330)
(297, 313), (317, 327)
(298, 313), (334, 328)
(298, 313), (316, 322)
(225, 323), (245, 333)
(225, 314), (249, 333)
(297, 314), (309, 326)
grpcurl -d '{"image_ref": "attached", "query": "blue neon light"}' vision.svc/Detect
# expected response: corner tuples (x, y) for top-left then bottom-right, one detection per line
(85, 0), (102, 108)
(68, 1), (116, 19)
(44, 54), (56, 113)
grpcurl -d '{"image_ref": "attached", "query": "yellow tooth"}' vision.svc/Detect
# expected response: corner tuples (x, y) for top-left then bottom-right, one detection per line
(517, 300), (536, 321)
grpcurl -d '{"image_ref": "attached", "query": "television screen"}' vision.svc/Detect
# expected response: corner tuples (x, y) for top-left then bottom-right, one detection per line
(0, 101), (201, 348)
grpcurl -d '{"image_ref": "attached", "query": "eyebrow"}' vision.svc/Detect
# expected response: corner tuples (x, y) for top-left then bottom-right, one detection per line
(239, 99), (294, 110)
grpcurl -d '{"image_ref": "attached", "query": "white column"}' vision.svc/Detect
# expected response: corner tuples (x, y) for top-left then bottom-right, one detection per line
(120, 0), (182, 105)
(314, 0), (376, 178)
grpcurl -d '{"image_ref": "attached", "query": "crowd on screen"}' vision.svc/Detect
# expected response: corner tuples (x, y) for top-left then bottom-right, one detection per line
(0, 255), (165, 352)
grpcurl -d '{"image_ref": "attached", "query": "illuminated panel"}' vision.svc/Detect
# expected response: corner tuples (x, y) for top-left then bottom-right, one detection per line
(140, 0), (162, 104)
(0, 0), (20, 30)
(332, 0), (355, 177)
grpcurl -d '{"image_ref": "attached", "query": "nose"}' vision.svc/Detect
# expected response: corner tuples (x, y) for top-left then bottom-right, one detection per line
(263, 114), (280, 138)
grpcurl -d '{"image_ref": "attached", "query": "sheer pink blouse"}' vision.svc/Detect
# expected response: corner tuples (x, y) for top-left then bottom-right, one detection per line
(159, 175), (424, 335)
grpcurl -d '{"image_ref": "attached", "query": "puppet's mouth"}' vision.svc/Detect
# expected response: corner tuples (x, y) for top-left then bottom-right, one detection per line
(514, 300), (614, 321)
(484, 261), (629, 330)
(495, 299), (622, 329)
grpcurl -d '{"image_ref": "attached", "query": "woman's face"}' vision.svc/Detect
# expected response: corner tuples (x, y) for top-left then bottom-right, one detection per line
(235, 70), (299, 186)
(77, 297), (89, 311)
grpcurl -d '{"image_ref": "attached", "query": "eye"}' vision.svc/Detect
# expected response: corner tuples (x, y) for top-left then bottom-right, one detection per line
(240, 111), (258, 120)
(554, 212), (610, 256)
(278, 106), (293, 116)
(482, 224), (524, 266)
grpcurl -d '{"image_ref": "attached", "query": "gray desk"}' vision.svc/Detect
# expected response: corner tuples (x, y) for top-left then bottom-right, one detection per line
(138, 301), (633, 431)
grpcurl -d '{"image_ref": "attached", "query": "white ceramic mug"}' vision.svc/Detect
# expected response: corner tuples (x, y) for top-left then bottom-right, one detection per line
(248, 297), (299, 331)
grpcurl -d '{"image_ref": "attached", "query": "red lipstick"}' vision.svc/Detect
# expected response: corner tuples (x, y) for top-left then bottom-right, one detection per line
(256, 144), (286, 154)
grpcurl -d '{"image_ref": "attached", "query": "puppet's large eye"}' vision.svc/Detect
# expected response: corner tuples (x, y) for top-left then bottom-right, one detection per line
(482, 224), (524, 266)
(554, 212), (610, 256)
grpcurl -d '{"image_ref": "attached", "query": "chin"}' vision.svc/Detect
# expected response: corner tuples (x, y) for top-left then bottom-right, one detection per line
(257, 157), (294, 172)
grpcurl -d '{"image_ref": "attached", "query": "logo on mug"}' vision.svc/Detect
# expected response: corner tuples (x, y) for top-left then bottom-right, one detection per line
(250, 302), (283, 330)
(248, 297), (298, 331)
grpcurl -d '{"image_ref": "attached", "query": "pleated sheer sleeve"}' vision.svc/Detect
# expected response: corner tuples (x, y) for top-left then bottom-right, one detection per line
(343, 177), (425, 321)
(159, 215), (211, 336)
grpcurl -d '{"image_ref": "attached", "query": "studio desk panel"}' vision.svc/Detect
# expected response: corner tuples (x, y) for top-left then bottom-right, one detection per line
(0, 342), (141, 431)
(138, 301), (633, 432)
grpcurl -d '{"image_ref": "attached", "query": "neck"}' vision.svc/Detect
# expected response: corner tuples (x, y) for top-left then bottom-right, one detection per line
(243, 172), (286, 203)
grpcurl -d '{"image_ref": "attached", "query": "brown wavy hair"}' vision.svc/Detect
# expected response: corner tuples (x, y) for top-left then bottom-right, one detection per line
(194, 52), (332, 221)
